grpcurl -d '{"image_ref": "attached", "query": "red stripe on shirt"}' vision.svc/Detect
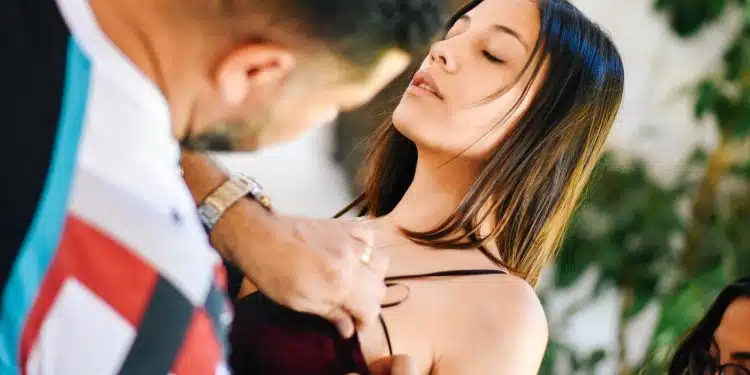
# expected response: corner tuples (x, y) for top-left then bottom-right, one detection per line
(20, 215), (159, 370)
(171, 309), (222, 375)
(214, 263), (227, 292)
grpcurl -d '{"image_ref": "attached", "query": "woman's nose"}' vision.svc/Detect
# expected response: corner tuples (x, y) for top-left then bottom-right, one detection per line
(428, 40), (458, 73)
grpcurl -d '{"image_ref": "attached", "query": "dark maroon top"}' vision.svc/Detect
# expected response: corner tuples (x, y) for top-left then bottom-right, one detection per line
(228, 269), (506, 375)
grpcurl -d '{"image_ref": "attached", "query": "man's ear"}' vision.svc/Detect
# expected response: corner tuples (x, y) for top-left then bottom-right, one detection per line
(215, 44), (296, 105)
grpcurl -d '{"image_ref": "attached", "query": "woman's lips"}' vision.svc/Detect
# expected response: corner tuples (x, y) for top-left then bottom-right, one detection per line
(409, 70), (443, 99)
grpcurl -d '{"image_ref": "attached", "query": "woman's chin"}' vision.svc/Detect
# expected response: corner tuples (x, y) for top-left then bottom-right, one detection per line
(392, 100), (424, 130)
(391, 108), (417, 138)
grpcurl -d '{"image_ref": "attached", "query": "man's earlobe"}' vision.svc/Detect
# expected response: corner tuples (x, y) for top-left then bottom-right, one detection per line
(216, 44), (296, 105)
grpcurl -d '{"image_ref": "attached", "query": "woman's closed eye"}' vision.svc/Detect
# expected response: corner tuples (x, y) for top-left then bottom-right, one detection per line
(482, 51), (504, 64)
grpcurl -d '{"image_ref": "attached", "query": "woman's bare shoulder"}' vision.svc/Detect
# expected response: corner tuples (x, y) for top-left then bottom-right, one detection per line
(432, 274), (548, 375)
(460, 274), (547, 338)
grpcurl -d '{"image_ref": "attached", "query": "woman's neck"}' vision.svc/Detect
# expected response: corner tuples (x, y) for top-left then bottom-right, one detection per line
(384, 150), (481, 232)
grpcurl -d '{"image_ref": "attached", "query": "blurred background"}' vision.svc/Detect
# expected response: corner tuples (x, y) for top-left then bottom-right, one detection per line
(215, 0), (750, 373)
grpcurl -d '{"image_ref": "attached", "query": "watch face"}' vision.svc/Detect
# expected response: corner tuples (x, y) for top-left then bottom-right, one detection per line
(238, 174), (262, 190)
(198, 203), (220, 227)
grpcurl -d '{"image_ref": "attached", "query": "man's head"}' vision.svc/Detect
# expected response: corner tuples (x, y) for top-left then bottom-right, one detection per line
(176, 0), (447, 151)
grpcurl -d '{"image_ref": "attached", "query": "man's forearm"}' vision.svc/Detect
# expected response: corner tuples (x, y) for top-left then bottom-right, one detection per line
(180, 150), (274, 264)
(180, 150), (229, 206)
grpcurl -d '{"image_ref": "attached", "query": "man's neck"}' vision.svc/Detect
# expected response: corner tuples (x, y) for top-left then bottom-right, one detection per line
(89, 0), (201, 139)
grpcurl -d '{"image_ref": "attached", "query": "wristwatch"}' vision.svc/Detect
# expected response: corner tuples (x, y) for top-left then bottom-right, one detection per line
(197, 173), (272, 232)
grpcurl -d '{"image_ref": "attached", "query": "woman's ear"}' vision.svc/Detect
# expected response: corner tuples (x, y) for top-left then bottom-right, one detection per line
(215, 43), (296, 105)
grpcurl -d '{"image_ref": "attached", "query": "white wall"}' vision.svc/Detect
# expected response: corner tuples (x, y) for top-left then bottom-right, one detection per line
(217, 123), (354, 219)
(215, 1), (739, 373)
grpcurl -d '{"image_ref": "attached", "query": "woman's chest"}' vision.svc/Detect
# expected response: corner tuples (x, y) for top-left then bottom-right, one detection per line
(357, 277), (494, 375)
(357, 282), (445, 374)
(355, 245), (505, 374)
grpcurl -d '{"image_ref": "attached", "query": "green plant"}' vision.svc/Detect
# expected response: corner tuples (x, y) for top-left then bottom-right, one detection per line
(539, 1), (750, 374)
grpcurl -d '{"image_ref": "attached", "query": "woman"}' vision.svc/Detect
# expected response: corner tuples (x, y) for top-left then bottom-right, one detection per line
(230, 0), (624, 374)
(669, 277), (750, 375)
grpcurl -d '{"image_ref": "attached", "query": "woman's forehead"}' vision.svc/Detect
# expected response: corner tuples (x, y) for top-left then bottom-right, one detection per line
(461, 0), (541, 42)
(716, 297), (750, 349)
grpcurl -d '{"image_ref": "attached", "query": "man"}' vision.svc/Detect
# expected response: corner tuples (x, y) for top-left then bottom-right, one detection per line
(0, 0), (442, 374)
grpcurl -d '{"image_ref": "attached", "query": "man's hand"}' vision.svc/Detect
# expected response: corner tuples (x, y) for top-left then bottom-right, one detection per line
(180, 150), (388, 337)
(181, 151), (387, 337)
(348, 355), (417, 375)
(238, 214), (388, 337)
(214, 202), (388, 337)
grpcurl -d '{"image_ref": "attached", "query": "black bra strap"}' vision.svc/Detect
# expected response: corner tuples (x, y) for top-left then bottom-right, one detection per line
(385, 269), (506, 282)
(378, 268), (506, 356)
(379, 315), (394, 356)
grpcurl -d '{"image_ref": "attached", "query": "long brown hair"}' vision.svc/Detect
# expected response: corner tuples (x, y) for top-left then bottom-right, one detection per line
(341, 0), (625, 287)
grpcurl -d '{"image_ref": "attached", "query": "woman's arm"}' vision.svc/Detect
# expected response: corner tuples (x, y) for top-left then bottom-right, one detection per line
(431, 277), (548, 375)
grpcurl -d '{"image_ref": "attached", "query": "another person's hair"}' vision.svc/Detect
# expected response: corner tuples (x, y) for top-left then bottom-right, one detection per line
(215, 0), (447, 70)
(343, 0), (625, 286)
(668, 277), (750, 375)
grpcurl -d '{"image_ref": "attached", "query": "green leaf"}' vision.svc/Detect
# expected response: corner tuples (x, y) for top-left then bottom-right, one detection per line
(625, 288), (655, 321)
(728, 163), (750, 178)
(653, 0), (670, 11)
(731, 88), (750, 138)
(659, 0), (729, 37)
(722, 32), (750, 80)
(649, 269), (727, 356)
(694, 80), (721, 119)
(581, 349), (607, 371)
(556, 219), (602, 288)
(539, 340), (559, 375)
(688, 148), (709, 165)
(715, 93), (739, 135)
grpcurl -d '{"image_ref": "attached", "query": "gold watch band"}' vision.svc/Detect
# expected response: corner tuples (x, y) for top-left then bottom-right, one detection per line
(197, 174), (271, 231)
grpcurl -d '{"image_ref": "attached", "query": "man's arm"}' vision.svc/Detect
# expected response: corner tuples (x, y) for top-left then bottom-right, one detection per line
(179, 151), (261, 262)
(180, 150), (388, 337)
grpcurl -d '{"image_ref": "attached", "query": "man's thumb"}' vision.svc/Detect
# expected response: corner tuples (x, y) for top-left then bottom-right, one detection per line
(369, 354), (416, 375)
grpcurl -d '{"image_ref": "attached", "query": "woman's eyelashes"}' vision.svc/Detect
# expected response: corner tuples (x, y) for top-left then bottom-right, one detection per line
(483, 50), (504, 63)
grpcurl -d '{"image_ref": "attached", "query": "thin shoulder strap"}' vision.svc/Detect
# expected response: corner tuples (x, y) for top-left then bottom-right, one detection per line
(385, 269), (506, 282)
(379, 315), (394, 356)
(378, 268), (507, 356)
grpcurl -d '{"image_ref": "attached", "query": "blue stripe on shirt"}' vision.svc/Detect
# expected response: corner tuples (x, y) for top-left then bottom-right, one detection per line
(0, 37), (91, 373)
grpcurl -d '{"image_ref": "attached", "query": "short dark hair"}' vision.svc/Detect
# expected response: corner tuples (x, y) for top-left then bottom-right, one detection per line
(222, 0), (447, 67)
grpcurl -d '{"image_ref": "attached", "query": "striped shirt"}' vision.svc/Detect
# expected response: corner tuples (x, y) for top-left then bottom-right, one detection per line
(0, 0), (231, 373)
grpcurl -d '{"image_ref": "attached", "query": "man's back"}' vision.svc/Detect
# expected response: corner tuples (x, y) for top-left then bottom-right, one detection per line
(0, 0), (230, 373)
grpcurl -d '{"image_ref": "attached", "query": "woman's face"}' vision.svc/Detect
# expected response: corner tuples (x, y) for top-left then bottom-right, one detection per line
(392, 0), (545, 160)
(711, 297), (750, 372)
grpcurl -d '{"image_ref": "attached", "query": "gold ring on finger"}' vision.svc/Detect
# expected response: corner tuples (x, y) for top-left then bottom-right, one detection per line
(359, 246), (373, 265)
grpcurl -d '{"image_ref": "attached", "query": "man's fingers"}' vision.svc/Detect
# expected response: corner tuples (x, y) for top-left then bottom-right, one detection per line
(366, 250), (389, 278)
(326, 307), (355, 338)
(369, 356), (393, 375)
(369, 355), (417, 375)
(348, 222), (375, 247)
(389, 355), (416, 375)
(342, 271), (386, 331)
